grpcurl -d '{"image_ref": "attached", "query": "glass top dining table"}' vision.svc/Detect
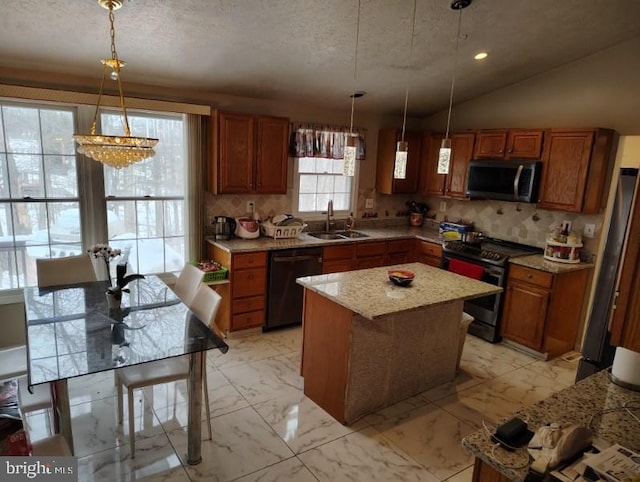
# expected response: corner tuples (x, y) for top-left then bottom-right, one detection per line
(23, 275), (228, 464)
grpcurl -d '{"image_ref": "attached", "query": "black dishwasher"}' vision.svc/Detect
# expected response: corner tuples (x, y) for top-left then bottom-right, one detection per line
(266, 247), (323, 330)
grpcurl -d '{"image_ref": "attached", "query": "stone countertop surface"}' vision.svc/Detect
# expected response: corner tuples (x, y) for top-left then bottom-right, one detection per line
(462, 370), (640, 482)
(510, 254), (594, 273)
(296, 262), (501, 320)
(207, 226), (442, 253)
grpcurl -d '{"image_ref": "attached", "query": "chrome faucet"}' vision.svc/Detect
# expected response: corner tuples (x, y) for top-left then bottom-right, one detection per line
(325, 199), (334, 232)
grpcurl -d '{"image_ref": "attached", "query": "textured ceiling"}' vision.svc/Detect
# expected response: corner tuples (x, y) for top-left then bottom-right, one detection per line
(1, 0), (640, 116)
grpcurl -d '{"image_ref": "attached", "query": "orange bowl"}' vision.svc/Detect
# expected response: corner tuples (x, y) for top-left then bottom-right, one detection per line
(388, 270), (415, 287)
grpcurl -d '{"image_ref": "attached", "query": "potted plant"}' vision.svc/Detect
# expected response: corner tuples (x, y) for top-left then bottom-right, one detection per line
(88, 244), (144, 309)
(406, 201), (429, 227)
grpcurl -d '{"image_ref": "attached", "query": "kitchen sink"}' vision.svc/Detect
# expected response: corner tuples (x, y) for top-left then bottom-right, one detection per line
(307, 230), (369, 240)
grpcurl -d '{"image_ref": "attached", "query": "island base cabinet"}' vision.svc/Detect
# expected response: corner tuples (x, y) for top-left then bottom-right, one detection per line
(301, 289), (461, 424)
(472, 458), (511, 482)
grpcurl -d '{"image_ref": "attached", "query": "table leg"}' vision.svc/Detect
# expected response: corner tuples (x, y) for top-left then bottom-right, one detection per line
(50, 379), (74, 455)
(187, 351), (204, 465)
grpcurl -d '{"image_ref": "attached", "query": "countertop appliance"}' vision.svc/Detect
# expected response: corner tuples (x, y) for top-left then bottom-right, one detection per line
(466, 160), (542, 203)
(266, 247), (323, 330)
(442, 237), (543, 342)
(213, 216), (236, 240)
(235, 217), (260, 239)
(576, 168), (639, 381)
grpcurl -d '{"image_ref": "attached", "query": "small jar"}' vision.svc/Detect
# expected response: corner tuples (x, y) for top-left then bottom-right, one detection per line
(409, 213), (424, 227)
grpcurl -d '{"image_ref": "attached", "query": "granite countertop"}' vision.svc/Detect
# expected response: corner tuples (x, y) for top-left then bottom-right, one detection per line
(462, 370), (640, 482)
(207, 226), (442, 253)
(296, 262), (501, 319)
(510, 254), (594, 273)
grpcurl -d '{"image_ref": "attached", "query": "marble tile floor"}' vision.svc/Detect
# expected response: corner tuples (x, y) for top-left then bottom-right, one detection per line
(24, 326), (579, 482)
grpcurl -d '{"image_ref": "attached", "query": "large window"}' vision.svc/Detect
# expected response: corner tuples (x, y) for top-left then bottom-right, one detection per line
(101, 112), (185, 274)
(0, 100), (186, 289)
(296, 157), (354, 215)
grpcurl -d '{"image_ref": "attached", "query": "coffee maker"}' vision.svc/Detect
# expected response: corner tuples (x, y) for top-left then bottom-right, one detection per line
(213, 216), (236, 240)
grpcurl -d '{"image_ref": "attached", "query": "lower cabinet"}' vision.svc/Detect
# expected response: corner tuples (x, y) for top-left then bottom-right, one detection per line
(322, 244), (356, 274)
(501, 264), (590, 357)
(322, 239), (415, 274)
(386, 239), (411, 265)
(355, 241), (387, 269)
(414, 240), (443, 267)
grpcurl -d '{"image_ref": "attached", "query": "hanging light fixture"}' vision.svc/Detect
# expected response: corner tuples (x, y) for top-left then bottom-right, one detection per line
(394, 0), (418, 180)
(343, 0), (362, 177)
(74, 0), (158, 169)
(438, 0), (472, 175)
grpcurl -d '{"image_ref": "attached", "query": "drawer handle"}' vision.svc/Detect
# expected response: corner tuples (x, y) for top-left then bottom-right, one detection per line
(527, 274), (533, 278)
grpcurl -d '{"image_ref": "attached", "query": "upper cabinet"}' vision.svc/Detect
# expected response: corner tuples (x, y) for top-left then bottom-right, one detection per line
(537, 128), (615, 213)
(376, 128), (422, 194)
(474, 129), (543, 160)
(209, 111), (289, 194)
(446, 132), (476, 198)
(419, 132), (446, 196)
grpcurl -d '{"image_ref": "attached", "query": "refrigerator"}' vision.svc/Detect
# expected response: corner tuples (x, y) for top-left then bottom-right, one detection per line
(576, 168), (639, 381)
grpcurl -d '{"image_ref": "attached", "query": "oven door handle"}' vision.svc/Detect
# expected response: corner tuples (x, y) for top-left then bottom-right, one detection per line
(513, 164), (524, 200)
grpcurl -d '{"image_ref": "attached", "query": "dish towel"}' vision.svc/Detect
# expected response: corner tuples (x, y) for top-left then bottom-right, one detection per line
(448, 259), (484, 280)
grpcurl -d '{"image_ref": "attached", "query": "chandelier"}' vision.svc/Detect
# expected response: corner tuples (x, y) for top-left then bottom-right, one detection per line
(73, 0), (158, 169)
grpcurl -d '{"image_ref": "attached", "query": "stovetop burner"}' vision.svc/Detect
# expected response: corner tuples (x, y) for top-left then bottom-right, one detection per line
(443, 237), (542, 266)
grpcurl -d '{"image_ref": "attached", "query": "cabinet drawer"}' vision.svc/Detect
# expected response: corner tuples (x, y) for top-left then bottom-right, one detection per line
(386, 252), (408, 265)
(233, 268), (266, 298)
(387, 239), (410, 253)
(232, 295), (265, 315)
(418, 254), (442, 268)
(232, 310), (264, 330)
(323, 244), (356, 261)
(356, 256), (386, 269)
(509, 264), (553, 289)
(417, 241), (442, 258)
(233, 251), (267, 270)
(323, 259), (355, 274)
(356, 241), (386, 257)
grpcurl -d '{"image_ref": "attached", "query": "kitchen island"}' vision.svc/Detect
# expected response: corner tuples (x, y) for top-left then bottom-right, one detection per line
(297, 262), (501, 424)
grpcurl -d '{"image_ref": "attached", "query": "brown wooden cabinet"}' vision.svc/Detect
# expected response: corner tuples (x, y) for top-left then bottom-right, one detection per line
(322, 244), (356, 274)
(418, 132), (446, 196)
(209, 111), (288, 194)
(501, 263), (590, 357)
(376, 128), (422, 194)
(538, 128), (614, 213)
(414, 240), (442, 268)
(610, 175), (640, 352)
(355, 241), (387, 269)
(474, 129), (543, 160)
(386, 239), (411, 265)
(446, 132), (476, 198)
(210, 245), (267, 332)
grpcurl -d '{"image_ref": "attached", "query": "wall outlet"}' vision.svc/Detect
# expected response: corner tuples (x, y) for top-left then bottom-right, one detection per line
(583, 223), (596, 238)
(365, 198), (374, 209)
(246, 201), (255, 213)
(439, 201), (447, 212)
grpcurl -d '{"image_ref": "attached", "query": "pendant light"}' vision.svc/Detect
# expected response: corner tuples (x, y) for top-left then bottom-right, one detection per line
(343, 0), (362, 177)
(438, 0), (472, 175)
(73, 0), (158, 169)
(394, 0), (418, 180)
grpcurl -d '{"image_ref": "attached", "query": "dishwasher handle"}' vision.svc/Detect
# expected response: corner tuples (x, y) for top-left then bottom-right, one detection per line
(272, 255), (323, 263)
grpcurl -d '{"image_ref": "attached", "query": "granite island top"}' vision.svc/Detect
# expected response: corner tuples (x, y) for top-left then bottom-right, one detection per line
(463, 370), (640, 482)
(207, 226), (442, 253)
(510, 254), (594, 274)
(296, 262), (501, 319)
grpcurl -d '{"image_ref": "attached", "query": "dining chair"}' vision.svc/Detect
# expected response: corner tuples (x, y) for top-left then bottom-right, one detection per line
(36, 254), (98, 288)
(115, 284), (225, 457)
(172, 263), (205, 307)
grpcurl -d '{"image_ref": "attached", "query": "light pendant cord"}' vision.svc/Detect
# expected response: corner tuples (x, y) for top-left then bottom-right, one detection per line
(349, 0), (361, 134)
(108, 4), (131, 137)
(444, 8), (463, 140)
(401, 0), (417, 143)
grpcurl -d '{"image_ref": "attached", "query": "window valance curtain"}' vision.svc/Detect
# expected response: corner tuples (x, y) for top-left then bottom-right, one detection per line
(289, 123), (366, 160)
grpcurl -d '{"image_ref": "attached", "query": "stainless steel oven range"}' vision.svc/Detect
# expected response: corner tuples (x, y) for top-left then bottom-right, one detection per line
(441, 238), (542, 343)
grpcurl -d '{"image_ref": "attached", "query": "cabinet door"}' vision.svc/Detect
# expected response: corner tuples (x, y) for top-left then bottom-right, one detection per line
(376, 129), (420, 194)
(538, 131), (594, 212)
(505, 130), (543, 159)
(323, 259), (354, 274)
(256, 115), (289, 194)
(501, 281), (549, 350)
(386, 252), (408, 265)
(473, 131), (507, 159)
(446, 133), (475, 198)
(419, 132), (446, 196)
(356, 256), (386, 269)
(216, 112), (255, 193)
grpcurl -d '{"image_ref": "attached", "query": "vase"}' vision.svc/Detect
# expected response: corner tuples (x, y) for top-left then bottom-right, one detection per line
(409, 213), (424, 227)
(106, 291), (121, 310)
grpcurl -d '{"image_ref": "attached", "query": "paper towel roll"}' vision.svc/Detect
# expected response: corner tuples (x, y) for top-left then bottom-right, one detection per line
(611, 347), (640, 391)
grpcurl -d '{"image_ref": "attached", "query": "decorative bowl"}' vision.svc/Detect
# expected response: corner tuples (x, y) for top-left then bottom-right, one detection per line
(388, 270), (415, 287)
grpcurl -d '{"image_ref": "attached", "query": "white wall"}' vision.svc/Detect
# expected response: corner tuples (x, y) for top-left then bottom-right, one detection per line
(422, 36), (640, 135)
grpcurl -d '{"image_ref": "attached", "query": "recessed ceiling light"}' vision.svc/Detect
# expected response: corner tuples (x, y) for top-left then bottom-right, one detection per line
(474, 52), (488, 60)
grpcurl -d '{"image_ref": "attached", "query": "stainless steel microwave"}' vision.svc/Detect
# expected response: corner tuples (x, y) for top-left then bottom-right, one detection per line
(466, 160), (542, 203)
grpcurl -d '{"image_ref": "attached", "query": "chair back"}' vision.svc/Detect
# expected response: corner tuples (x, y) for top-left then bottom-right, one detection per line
(174, 264), (204, 306)
(36, 254), (98, 288)
(189, 284), (225, 339)
(0, 290), (26, 348)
